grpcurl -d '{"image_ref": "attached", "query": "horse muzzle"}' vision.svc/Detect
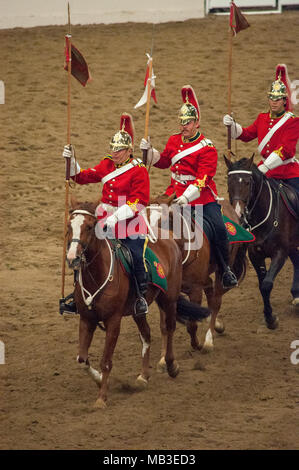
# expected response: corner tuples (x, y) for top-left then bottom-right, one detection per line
(67, 255), (82, 270)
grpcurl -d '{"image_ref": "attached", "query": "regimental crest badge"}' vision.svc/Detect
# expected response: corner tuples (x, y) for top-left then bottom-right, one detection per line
(154, 261), (166, 279)
(225, 221), (237, 236)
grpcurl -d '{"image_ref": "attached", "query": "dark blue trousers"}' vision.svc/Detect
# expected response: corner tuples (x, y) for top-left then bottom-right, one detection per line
(121, 236), (146, 276)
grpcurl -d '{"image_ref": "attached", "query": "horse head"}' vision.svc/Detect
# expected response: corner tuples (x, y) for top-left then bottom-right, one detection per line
(224, 154), (255, 220)
(66, 195), (99, 270)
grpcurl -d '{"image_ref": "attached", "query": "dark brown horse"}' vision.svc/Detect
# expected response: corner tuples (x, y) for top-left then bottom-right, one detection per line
(148, 197), (248, 354)
(225, 154), (299, 329)
(65, 198), (208, 408)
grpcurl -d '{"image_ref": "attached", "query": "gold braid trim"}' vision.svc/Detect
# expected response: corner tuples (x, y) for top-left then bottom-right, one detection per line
(194, 174), (207, 190)
(127, 198), (140, 212)
(274, 146), (284, 159)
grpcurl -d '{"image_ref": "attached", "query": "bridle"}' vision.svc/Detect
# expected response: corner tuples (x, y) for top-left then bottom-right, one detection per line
(68, 209), (115, 308)
(227, 169), (275, 232)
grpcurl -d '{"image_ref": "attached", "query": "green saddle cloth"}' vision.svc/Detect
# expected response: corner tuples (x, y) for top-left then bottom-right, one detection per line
(114, 242), (168, 292)
(222, 216), (255, 244)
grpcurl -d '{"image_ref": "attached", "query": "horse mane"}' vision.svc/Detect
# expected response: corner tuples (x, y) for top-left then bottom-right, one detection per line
(70, 197), (99, 214)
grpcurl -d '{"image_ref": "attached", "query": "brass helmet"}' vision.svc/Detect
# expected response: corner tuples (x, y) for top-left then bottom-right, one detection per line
(110, 113), (134, 152)
(179, 85), (200, 125)
(267, 64), (293, 111)
(267, 78), (287, 101)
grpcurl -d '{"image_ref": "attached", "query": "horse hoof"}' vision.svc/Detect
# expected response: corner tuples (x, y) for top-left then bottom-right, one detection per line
(94, 398), (107, 409)
(156, 357), (167, 373)
(214, 319), (225, 334)
(201, 328), (214, 353)
(201, 342), (214, 354)
(136, 374), (148, 389)
(266, 315), (279, 330)
(167, 360), (180, 378)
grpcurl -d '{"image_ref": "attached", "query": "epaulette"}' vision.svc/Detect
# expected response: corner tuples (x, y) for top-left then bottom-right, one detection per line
(132, 157), (145, 168)
(103, 155), (113, 160)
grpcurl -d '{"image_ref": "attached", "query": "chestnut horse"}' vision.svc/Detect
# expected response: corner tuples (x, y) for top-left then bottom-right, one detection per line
(225, 154), (299, 329)
(148, 197), (248, 353)
(65, 198), (208, 408)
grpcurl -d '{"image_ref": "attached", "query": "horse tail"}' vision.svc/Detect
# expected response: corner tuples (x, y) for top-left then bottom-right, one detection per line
(232, 244), (248, 284)
(176, 295), (210, 323)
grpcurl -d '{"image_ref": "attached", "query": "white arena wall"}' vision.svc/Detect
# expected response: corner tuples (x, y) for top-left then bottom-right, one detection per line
(0, 0), (205, 29)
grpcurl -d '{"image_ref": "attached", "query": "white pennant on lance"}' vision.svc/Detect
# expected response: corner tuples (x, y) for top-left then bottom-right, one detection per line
(134, 53), (157, 109)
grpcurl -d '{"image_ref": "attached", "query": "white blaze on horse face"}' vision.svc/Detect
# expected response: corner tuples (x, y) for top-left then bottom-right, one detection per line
(67, 214), (85, 262)
(234, 201), (242, 218)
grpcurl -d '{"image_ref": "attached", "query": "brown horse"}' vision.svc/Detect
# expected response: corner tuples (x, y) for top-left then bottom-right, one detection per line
(225, 154), (299, 329)
(148, 196), (248, 354)
(65, 198), (208, 408)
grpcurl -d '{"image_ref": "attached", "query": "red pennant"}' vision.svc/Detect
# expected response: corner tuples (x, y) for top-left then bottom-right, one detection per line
(230, 1), (250, 35)
(64, 36), (91, 87)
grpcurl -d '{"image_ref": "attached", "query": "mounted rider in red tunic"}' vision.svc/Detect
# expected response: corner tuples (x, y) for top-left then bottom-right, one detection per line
(223, 64), (299, 304)
(140, 85), (238, 289)
(61, 113), (150, 316)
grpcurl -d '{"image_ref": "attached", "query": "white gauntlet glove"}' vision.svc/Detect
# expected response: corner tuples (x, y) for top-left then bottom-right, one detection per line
(105, 204), (134, 229)
(223, 114), (243, 139)
(140, 138), (151, 151)
(62, 144), (81, 176)
(258, 152), (283, 175)
(174, 184), (201, 206)
(140, 137), (161, 165)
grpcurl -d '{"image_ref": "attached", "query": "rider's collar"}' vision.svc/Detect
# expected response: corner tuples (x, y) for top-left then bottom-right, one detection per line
(106, 155), (132, 168)
(269, 109), (286, 119)
(182, 131), (201, 143)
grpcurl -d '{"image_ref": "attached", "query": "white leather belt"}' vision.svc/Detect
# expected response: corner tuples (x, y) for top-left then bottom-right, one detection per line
(171, 172), (196, 185)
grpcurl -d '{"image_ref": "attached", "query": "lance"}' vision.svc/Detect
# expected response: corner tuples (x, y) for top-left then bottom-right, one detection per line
(61, 2), (72, 300)
(142, 25), (155, 168)
(227, 1), (233, 161)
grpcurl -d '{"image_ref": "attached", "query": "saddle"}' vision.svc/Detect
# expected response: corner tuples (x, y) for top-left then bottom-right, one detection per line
(110, 239), (168, 292)
(268, 179), (299, 220)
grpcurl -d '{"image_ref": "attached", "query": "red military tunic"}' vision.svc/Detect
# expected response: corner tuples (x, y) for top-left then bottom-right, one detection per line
(72, 155), (150, 238)
(154, 131), (218, 205)
(239, 111), (299, 179)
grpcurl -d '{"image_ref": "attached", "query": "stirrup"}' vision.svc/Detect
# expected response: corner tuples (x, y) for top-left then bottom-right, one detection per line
(222, 268), (238, 289)
(59, 294), (78, 315)
(134, 296), (148, 317)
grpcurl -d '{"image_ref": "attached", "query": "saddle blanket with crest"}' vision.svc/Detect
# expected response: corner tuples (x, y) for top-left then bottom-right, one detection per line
(111, 240), (168, 292)
(197, 215), (255, 244)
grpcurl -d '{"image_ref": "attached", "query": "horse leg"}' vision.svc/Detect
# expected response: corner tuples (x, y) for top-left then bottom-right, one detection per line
(201, 278), (223, 353)
(249, 248), (285, 329)
(77, 316), (102, 386)
(156, 297), (179, 378)
(187, 286), (211, 351)
(94, 314), (122, 409)
(289, 249), (299, 307)
(133, 315), (151, 387)
(157, 308), (167, 373)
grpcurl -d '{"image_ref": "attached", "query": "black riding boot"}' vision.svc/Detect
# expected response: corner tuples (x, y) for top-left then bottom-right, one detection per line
(214, 239), (238, 289)
(134, 271), (149, 317)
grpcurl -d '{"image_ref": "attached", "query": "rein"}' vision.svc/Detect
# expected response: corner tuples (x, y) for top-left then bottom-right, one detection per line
(227, 169), (276, 232)
(69, 209), (115, 308)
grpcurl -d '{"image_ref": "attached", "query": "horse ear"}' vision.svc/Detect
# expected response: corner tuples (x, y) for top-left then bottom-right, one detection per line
(223, 154), (232, 170)
(248, 153), (255, 168)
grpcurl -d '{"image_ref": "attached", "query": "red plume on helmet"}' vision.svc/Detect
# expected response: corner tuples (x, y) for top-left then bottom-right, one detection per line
(181, 85), (200, 121)
(120, 113), (135, 145)
(275, 64), (293, 111)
